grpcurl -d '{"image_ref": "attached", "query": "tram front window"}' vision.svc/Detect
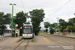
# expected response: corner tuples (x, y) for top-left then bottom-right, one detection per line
(23, 28), (31, 33)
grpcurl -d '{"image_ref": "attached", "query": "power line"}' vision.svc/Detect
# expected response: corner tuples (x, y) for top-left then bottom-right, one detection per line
(49, 0), (71, 16)
(21, 0), (25, 11)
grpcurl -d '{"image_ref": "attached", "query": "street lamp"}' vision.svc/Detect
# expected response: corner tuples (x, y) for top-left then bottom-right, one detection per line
(10, 3), (16, 37)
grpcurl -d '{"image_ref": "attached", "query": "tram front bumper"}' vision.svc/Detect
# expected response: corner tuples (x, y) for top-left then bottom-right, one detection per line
(22, 34), (34, 39)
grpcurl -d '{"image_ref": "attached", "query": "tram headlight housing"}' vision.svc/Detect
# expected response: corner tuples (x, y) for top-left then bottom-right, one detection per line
(30, 34), (32, 36)
(23, 34), (25, 36)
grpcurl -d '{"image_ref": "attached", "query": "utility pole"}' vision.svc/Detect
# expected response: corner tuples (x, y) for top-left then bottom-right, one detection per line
(10, 3), (16, 37)
(56, 17), (59, 34)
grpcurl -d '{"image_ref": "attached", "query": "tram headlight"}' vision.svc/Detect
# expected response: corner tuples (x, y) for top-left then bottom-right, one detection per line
(30, 34), (32, 36)
(23, 34), (25, 36)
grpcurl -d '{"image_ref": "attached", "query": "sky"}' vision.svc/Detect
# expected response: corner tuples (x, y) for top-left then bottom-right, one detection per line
(0, 0), (75, 30)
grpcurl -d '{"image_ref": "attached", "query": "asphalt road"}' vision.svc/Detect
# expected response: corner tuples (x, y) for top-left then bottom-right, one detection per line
(26, 34), (75, 50)
(41, 34), (75, 46)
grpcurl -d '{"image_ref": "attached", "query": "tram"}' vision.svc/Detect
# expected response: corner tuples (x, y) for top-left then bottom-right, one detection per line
(22, 24), (34, 39)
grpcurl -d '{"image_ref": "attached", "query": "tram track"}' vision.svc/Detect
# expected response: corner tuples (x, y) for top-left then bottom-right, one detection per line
(24, 39), (30, 50)
(13, 39), (30, 50)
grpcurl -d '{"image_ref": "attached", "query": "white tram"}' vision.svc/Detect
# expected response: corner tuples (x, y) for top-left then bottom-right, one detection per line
(22, 24), (34, 39)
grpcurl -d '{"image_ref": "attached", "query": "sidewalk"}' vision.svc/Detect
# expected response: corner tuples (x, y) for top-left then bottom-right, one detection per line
(0, 33), (11, 38)
(0, 36), (22, 47)
(53, 33), (75, 39)
(0, 33), (11, 41)
(64, 34), (75, 38)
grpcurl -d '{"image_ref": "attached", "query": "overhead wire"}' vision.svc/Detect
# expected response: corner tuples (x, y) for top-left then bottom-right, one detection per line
(21, 0), (25, 11)
(49, 0), (71, 16)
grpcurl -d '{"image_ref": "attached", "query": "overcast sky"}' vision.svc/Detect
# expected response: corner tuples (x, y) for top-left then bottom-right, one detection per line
(0, 0), (75, 30)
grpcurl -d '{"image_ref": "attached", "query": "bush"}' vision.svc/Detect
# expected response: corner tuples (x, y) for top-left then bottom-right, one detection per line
(0, 28), (4, 36)
(50, 29), (55, 34)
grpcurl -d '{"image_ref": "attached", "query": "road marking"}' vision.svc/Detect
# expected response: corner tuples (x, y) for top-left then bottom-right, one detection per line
(40, 36), (50, 43)
(9, 38), (19, 43)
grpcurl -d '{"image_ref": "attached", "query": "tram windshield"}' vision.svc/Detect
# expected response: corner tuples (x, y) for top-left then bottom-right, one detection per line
(23, 28), (31, 33)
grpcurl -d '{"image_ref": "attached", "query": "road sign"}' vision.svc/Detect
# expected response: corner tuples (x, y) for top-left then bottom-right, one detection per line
(16, 30), (19, 33)
(15, 29), (20, 37)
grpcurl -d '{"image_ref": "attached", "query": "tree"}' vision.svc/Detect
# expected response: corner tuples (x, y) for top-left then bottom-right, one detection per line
(68, 18), (75, 26)
(29, 9), (45, 35)
(44, 22), (50, 33)
(73, 25), (75, 32)
(49, 23), (56, 34)
(65, 25), (73, 30)
(45, 28), (48, 33)
(65, 25), (75, 32)
(59, 19), (68, 32)
(44, 22), (50, 28)
(67, 18), (75, 32)
(14, 11), (26, 28)
(50, 28), (55, 34)
(51, 23), (57, 29)
(25, 22), (30, 24)
(14, 11), (28, 36)
(49, 23), (57, 30)
(0, 12), (11, 36)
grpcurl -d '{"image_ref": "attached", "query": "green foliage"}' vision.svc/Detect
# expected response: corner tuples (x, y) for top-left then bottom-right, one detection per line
(49, 23), (57, 30)
(58, 18), (75, 32)
(17, 38), (22, 43)
(0, 12), (11, 36)
(33, 26), (41, 35)
(65, 25), (73, 30)
(29, 9), (45, 35)
(64, 18), (75, 32)
(32, 38), (34, 42)
(68, 18), (75, 26)
(44, 22), (50, 28)
(14, 11), (27, 28)
(25, 22), (30, 24)
(59, 19), (68, 32)
(14, 11), (28, 36)
(65, 25), (75, 32)
(44, 22), (50, 33)
(50, 28), (55, 34)
(0, 25), (3, 36)
(73, 25), (75, 32)
(51, 23), (57, 28)
(49, 23), (55, 34)
(0, 12), (11, 24)
(45, 28), (48, 33)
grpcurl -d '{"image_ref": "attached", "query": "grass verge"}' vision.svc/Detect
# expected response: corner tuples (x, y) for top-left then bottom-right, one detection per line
(39, 32), (46, 34)
(31, 38), (34, 42)
(16, 38), (22, 43)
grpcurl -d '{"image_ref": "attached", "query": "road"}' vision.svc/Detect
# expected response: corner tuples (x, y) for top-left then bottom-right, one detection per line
(0, 33), (75, 50)
(26, 34), (75, 50)
(41, 34), (75, 46)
